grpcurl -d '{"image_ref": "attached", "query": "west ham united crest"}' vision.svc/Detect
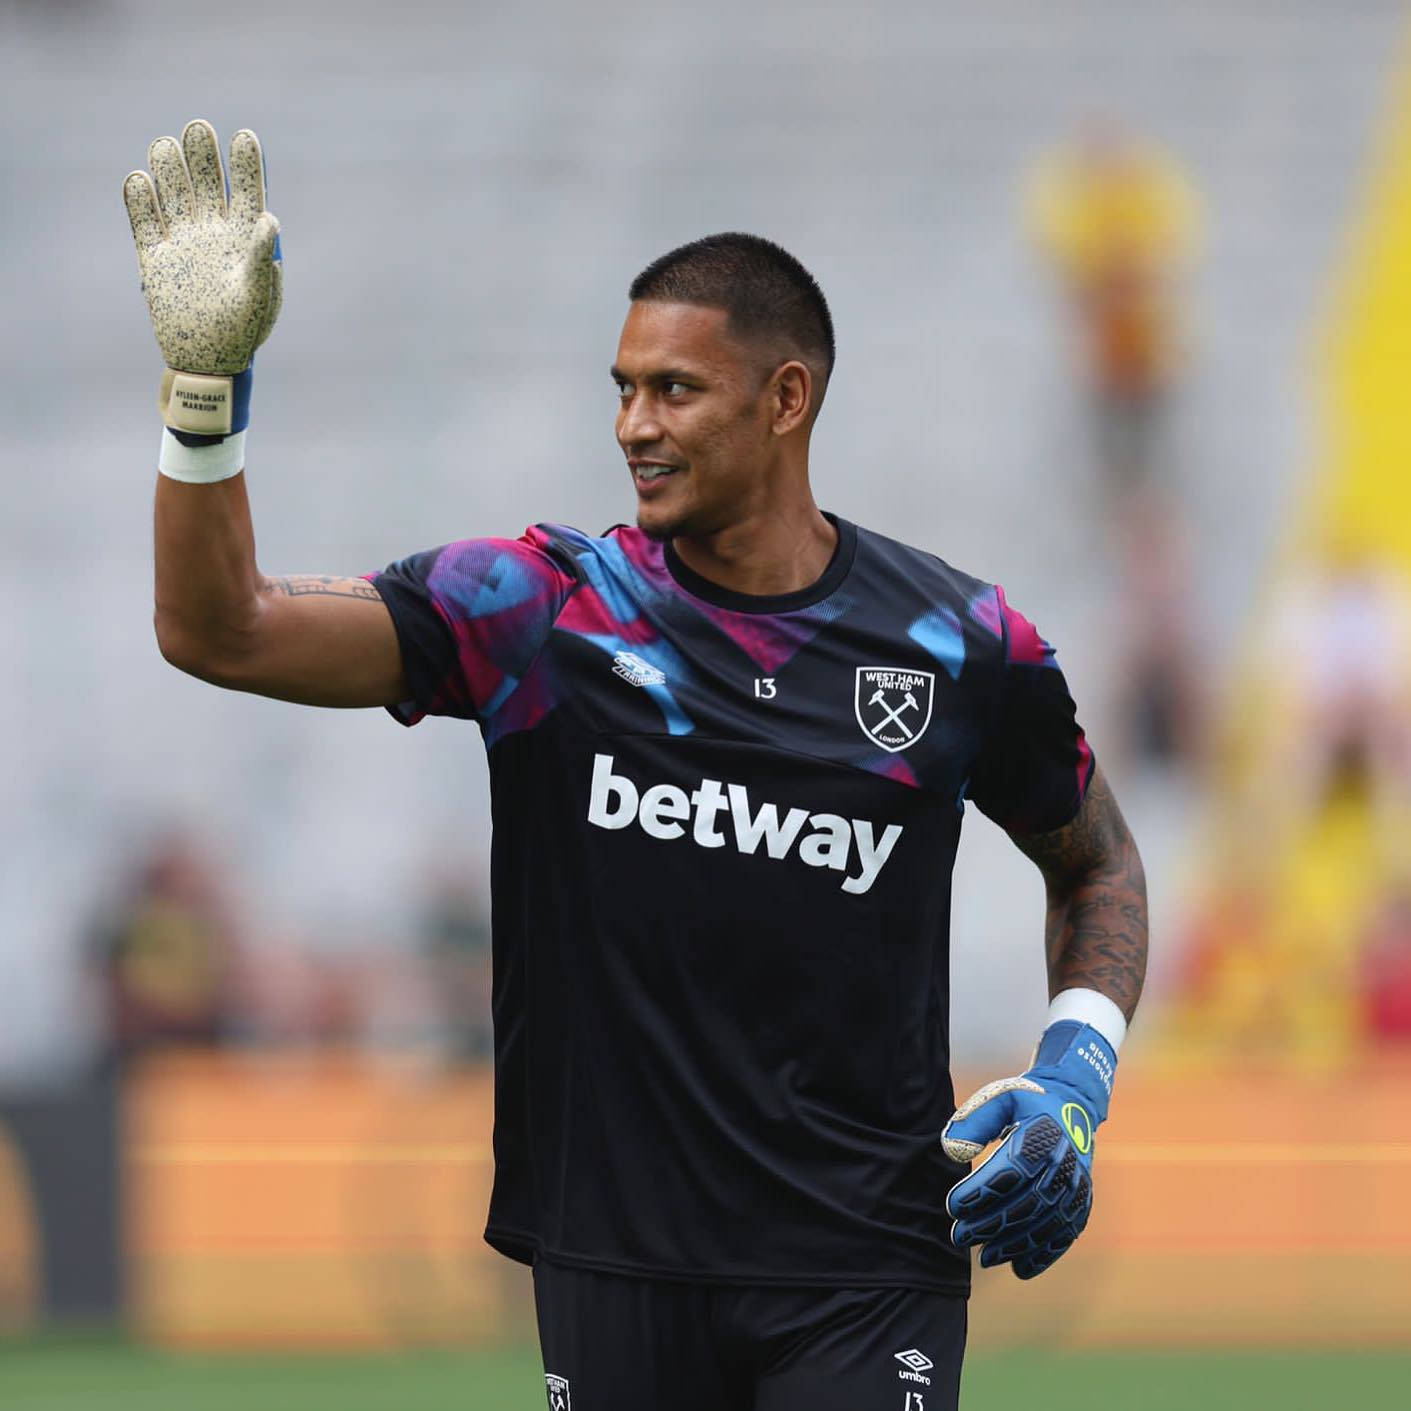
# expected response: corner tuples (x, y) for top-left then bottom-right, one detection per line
(855, 667), (935, 753)
(544, 1373), (572, 1410)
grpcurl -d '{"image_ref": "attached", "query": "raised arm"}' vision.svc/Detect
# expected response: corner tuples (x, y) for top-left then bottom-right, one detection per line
(1009, 764), (1148, 1020)
(127, 119), (406, 708)
(154, 471), (406, 707)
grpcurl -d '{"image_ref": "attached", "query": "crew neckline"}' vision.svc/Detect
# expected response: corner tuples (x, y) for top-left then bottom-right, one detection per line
(663, 513), (857, 615)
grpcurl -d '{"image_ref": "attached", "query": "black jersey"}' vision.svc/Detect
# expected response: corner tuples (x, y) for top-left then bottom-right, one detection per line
(371, 515), (1092, 1293)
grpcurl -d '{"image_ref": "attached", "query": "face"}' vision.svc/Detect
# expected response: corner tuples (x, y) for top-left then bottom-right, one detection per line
(612, 301), (783, 541)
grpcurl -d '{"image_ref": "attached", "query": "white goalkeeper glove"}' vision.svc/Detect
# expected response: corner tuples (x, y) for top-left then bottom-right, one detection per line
(123, 119), (282, 477)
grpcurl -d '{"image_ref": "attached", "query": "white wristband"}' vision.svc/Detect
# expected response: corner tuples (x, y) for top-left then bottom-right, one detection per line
(1047, 987), (1128, 1054)
(157, 428), (246, 484)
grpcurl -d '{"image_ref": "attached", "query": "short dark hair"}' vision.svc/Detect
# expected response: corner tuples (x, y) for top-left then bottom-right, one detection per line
(629, 232), (835, 384)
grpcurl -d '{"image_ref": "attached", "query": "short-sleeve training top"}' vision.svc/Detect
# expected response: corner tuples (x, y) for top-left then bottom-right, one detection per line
(370, 515), (1092, 1294)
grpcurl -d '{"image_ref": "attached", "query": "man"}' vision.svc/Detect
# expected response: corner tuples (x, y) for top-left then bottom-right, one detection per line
(125, 121), (1147, 1410)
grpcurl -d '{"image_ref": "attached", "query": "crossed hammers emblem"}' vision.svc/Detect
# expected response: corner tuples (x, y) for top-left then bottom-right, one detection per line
(868, 687), (919, 739)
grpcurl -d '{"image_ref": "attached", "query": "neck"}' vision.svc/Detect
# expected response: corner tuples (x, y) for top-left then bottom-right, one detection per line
(671, 499), (837, 598)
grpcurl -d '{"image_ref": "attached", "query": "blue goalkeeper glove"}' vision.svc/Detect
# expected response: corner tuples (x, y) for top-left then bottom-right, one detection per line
(941, 1019), (1116, 1280)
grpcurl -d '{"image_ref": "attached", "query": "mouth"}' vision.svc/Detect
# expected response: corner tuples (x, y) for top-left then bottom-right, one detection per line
(630, 460), (682, 488)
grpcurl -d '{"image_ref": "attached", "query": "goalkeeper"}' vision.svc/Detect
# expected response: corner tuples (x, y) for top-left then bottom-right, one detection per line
(125, 121), (1147, 1410)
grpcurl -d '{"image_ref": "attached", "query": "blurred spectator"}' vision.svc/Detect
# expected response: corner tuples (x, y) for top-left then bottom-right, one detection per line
(1361, 889), (1411, 1042)
(89, 834), (242, 1064)
(235, 928), (361, 1046)
(1028, 116), (1201, 488)
(1163, 539), (1411, 1061)
(1112, 483), (1205, 766)
(1265, 545), (1411, 832)
(418, 869), (493, 1062)
(1029, 118), (1206, 768)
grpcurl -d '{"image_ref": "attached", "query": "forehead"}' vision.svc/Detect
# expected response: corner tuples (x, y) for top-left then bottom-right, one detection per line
(614, 300), (752, 376)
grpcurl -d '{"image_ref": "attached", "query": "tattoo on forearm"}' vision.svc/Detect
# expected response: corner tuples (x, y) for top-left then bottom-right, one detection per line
(266, 575), (381, 601)
(1013, 767), (1148, 1021)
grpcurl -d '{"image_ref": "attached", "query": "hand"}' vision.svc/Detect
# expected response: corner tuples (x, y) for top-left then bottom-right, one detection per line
(941, 1020), (1116, 1279)
(123, 119), (282, 435)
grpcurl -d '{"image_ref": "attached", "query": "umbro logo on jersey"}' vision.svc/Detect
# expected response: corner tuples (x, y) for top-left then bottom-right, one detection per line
(612, 650), (666, 687)
(855, 668), (935, 753)
(587, 754), (903, 895)
(895, 1348), (934, 1385)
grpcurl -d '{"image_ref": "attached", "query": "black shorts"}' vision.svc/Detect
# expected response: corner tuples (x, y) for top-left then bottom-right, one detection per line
(533, 1259), (966, 1411)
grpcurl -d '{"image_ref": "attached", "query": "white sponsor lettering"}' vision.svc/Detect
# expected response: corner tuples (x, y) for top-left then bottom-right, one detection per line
(728, 785), (810, 859)
(588, 754), (903, 896)
(639, 783), (689, 839)
(798, 813), (852, 871)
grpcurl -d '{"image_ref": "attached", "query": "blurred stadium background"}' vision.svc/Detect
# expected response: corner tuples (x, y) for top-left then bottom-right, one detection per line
(4, 0), (1411, 1404)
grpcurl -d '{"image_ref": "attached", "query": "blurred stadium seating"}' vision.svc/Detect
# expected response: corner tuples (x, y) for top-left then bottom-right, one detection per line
(2, 0), (1410, 1383)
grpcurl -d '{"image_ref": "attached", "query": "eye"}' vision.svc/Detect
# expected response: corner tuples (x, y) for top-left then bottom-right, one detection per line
(663, 380), (689, 397)
(613, 379), (634, 400)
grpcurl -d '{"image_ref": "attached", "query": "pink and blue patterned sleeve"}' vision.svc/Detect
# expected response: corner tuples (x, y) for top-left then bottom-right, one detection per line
(966, 586), (1095, 834)
(367, 527), (579, 727)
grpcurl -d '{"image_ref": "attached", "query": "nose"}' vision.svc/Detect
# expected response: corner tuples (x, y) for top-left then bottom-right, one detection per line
(617, 390), (663, 450)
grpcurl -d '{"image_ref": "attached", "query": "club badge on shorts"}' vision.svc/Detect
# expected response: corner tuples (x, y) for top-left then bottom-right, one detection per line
(545, 1373), (572, 1410)
(855, 667), (935, 752)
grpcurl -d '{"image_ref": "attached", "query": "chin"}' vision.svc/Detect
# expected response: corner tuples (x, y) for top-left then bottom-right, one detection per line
(636, 504), (691, 542)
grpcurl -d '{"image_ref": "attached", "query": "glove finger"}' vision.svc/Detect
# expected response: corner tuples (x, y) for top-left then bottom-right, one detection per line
(1012, 1233), (1074, 1281)
(182, 119), (228, 220)
(978, 1236), (1024, 1270)
(978, 1219), (1055, 1269)
(245, 213), (283, 350)
(1038, 1140), (1081, 1200)
(228, 128), (268, 228)
(148, 136), (195, 229)
(944, 1134), (1023, 1220)
(256, 244), (284, 350)
(953, 1173), (1053, 1244)
(978, 1204), (1072, 1272)
(122, 170), (166, 251)
(1069, 1170), (1093, 1225)
(950, 1197), (1012, 1246)
(942, 1078), (1041, 1163)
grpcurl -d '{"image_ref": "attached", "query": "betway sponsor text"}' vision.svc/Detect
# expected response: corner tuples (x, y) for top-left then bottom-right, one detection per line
(586, 754), (903, 896)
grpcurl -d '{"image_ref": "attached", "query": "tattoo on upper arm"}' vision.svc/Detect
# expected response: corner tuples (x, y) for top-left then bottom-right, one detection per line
(266, 575), (381, 602)
(1011, 768), (1148, 1020)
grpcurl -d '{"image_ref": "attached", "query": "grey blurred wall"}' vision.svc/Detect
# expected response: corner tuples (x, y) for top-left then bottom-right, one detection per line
(1, 0), (1402, 1077)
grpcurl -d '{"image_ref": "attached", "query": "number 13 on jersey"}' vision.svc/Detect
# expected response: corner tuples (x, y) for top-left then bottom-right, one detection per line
(753, 677), (777, 699)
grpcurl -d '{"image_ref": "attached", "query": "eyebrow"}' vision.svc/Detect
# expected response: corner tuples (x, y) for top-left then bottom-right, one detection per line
(609, 366), (700, 384)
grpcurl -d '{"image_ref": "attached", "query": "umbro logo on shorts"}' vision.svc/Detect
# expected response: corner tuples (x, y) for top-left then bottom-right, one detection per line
(586, 753), (903, 895)
(895, 1348), (934, 1384)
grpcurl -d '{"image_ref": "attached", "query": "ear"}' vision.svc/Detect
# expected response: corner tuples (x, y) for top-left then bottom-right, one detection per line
(770, 361), (813, 436)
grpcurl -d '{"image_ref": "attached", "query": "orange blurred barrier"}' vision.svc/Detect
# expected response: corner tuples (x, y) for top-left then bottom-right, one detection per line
(0, 1124), (41, 1332)
(127, 1051), (521, 1349)
(126, 1050), (1411, 1349)
(968, 1051), (1411, 1347)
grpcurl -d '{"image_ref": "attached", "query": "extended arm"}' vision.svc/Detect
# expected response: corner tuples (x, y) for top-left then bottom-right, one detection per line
(129, 120), (406, 708)
(154, 470), (406, 707)
(1011, 764), (1148, 1021)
